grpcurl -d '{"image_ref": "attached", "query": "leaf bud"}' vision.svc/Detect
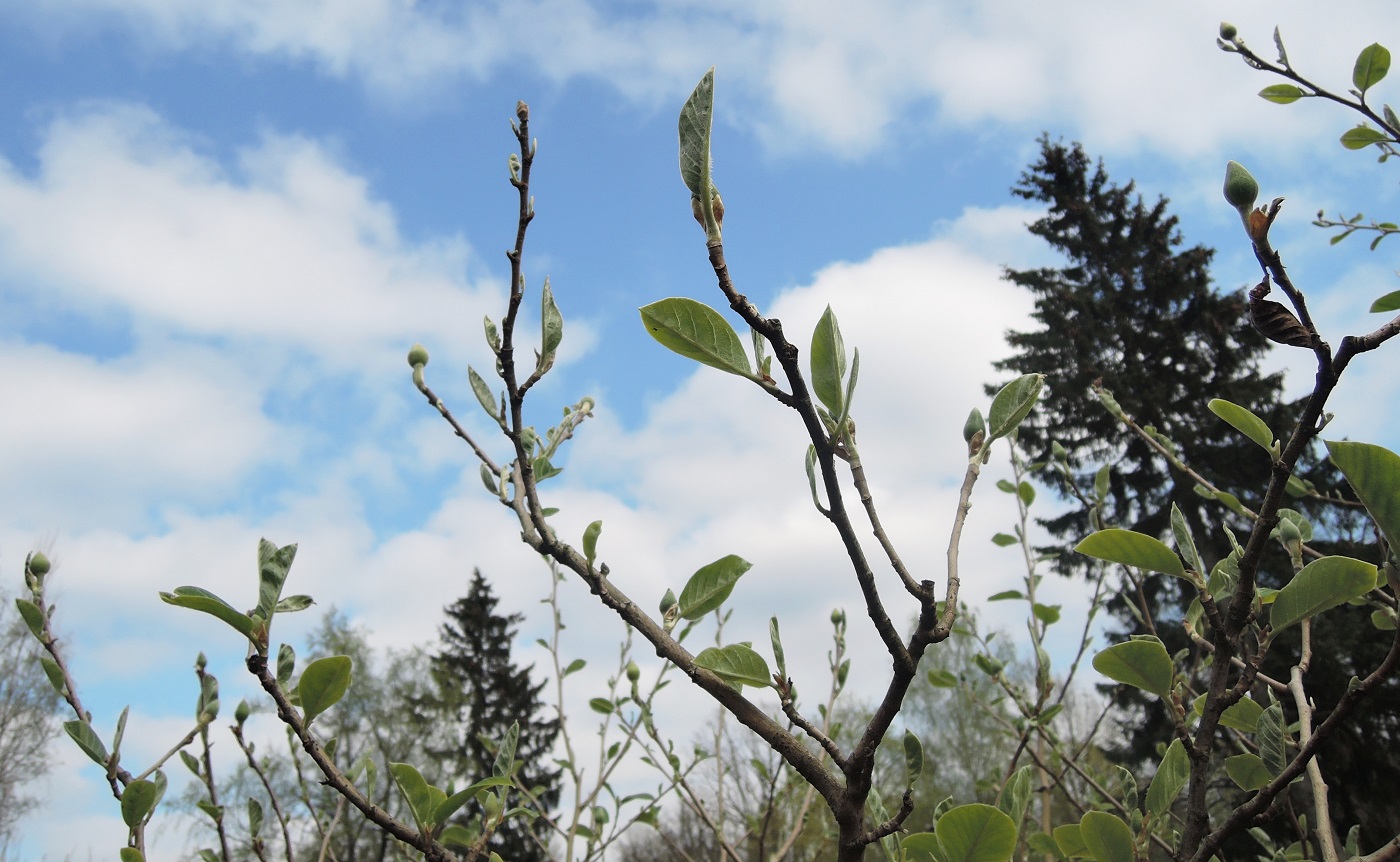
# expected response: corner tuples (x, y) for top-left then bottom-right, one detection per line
(830, 608), (845, 626)
(962, 408), (985, 443)
(626, 661), (641, 683)
(1219, 22), (1238, 41)
(196, 652), (208, 671)
(659, 589), (677, 617)
(1277, 517), (1303, 545)
(235, 699), (251, 725)
(27, 552), (50, 577)
(1223, 161), (1260, 216)
(407, 343), (429, 369)
(1051, 441), (1068, 462)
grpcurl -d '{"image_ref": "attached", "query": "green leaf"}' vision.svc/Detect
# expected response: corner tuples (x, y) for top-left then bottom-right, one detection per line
(693, 644), (772, 689)
(640, 298), (752, 378)
(974, 654), (1004, 677)
(1079, 812), (1134, 862)
(435, 776), (515, 825)
(927, 669), (959, 688)
(274, 595), (314, 614)
(254, 539), (297, 623)
(678, 67), (718, 235)
(987, 590), (1023, 601)
(180, 750), (201, 776)
(1354, 43), (1391, 92)
(247, 797), (264, 837)
(159, 587), (256, 641)
(991, 533), (1018, 547)
(987, 374), (1044, 441)
(540, 277), (563, 365)
(935, 803), (1017, 862)
(468, 366), (500, 422)
(297, 655), (352, 725)
(1341, 126), (1390, 150)
(389, 762), (436, 834)
(492, 721), (518, 779)
(904, 730), (924, 788)
(1208, 398), (1275, 452)
(1054, 824), (1090, 859)
(1191, 693), (1263, 732)
(1145, 739), (1188, 817)
(1094, 465), (1110, 501)
(1032, 604), (1061, 625)
(1092, 637), (1173, 698)
(277, 643), (296, 687)
(1028, 832), (1066, 861)
(1269, 556), (1377, 631)
(902, 832), (944, 862)
(583, 520), (602, 567)
(120, 779), (159, 827)
(769, 617), (787, 680)
(1257, 701), (1287, 777)
(678, 554), (752, 620)
(14, 599), (44, 640)
(1259, 84), (1307, 103)
(996, 766), (1033, 837)
(1075, 529), (1185, 578)
(120, 849), (145, 862)
(39, 654), (65, 695)
(810, 305), (848, 417)
(1369, 289), (1400, 313)
(1327, 441), (1400, 552)
(1170, 503), (1203, 575)
(1225, 753), (1271, 790)
(588, 697), (615, 715)
(64, 720), (109, 766)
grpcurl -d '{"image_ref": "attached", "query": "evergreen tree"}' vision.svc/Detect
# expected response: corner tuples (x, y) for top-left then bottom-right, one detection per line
(991, 136), (1400, 846)
(418, 569), (561, 862)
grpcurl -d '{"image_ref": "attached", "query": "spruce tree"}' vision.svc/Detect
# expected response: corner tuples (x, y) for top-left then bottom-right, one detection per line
(418, 569), (561, 861)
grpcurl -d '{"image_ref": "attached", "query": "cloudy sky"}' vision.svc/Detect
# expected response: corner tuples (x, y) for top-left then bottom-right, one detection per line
(3, 1), (1398, 858)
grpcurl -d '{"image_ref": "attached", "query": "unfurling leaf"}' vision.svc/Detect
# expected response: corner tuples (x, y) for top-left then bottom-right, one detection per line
(640, 298), (752, 378)
(64, 719), (109, 766)
(904, 730), (924, 788)
(539, 277), (563, 371)
(159, 587), (256, 642)
(678, 68), (721, 238)
(583, 520), (602, 567)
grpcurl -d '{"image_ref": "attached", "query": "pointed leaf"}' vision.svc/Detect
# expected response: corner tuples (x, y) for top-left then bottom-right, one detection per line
(987, 374), (1044, 441)
(935, 803), (1017, 862)
(1257, 702), (1287, 776)
(1353, 43), (1391, 92)
(1075, 529), (1184, 577)
(904, 730), (924, 788)
(1191, 694), (1263, 732)
(14, 599), (44, 640)
(64, 719), (109, 766)
(159, 587), (256, 640)
(389, 762), (436, 834)
(640, 298), (752, 377)
(1327, 441), (1400, 552)
(493, 721), (519, 779)
(540, 277), (563, 360)
(996, 766), (1033, 835)
(1259, 84), (1306, 103)
(583, 520), (602, 567)
(274, 595), (314, 614)
(1270, 556), (1377, 631)
(247, 797), (264, 837)
(902, 833), (944, 862)
(1208, 399), (1275, 452)
(121, 779), (159, 827)
(469, 366), (500, 422)
(1145, 739), (1188, 817)
(1225, 753), (1271, 790)
(1170, 503), (1203, 574)
(254, 540), (297, 623)
(991, 533), (1018, 547)
(297, 655), (352, 725)
(678, 68), (715, 201)
(678, 554), (752, 620)
(769, 617), (787, 679)
(1092, 637), (1172, 697)
(1369, 289), (1400, 313)
(1079, 812), (1134, 862)
(693, 644), (772, 688)
(1341, 126), (1390, 150)
(810, 305), (847, 417)
(927, 669), (958, 688)
(435, 776), (515, 825)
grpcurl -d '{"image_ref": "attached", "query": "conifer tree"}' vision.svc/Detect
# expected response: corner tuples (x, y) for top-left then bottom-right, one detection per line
(417, 569), (561, 862)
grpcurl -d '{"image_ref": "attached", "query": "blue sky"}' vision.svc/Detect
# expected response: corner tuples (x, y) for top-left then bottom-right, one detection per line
(3, 1), (1398, 858)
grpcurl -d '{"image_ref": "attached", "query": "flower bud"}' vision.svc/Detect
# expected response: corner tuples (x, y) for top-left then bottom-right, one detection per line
(1219, 22), (1238, 41)
(235, 699), (251, 725)
(830, 608), (845, 626)
(28, 552), (50, 577)
(962, 408), (985, 444)
(407, 343), (429, 369)
(1223, 161), (1259, 216)
(659, 589), (677, 616)
(626, 661), (641, 683)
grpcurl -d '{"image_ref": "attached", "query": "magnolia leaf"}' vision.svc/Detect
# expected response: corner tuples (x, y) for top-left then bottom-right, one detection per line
(1354, 43), (1391, 92)
(468, 366), (500, 422)
(1075, 529), (1185, 578)
(14, 599), (44, 640)
(996, 766), (1033, 836)
(274, 595), (314, 614)
(1370, 289), (1400, 313)
(927, 669), (959, 688)
(1208, 398), (1275, 453)
(1170, 503), (1203, 575)
(540, 277), (563, 363)
(1092, 637), (1173, 698)
(1054, 824), (1090, 859)
(640, 298), (752, 378)
(254, 540), (297, 623)
(1191, 693), (1263, 732)
(904, 730), (924, 788)
(583, 520), (602, 567)
(902, 832), (943, 862)
(247, 797), (264, 837)
(769, 617), (787, 679)
(988, 590), (1024, 601)
(678, 68), (716, 208)
(119, 849), (144, 862)
(1258, 702), (1287, 776)
(1259, 84), (1306, 103)
(159, 587), (256, 641)
(991, 533), (1018, 547)
(64, 719), (109, 766)
(810, 305), (848, 417)
(1145, 739), (1189, 817)
(936, 803), (1017, 862)
(435, 775), (515, 825)
(987, 374), (1044, 441)
(588, 697), (615, 715)
(121, 779), (159, 827)
(1341, 126), (1389, 150)
(389, 762), (436, 834)
(1226, 753), (1271, 790)
(1270, 556), (1377, 632)
(492, 721), (518, 779)
(1327, 441), (1400, 552)
(1079, 812), (1134, 862)
(678, 554), (752, 620)
(693, 644), (771, 689)
(297, 656), (352, 725)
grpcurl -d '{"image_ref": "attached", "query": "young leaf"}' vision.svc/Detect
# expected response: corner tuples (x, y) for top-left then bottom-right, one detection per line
(297, 655), (352, 725)
(120, 849), (144, 862)
(810, 305), (847, 417)
(1225, 753), (1271, 790)
(904, 730), (924, 788)
(1079, 812), (1134, 862)
(1092, 637), (1173, 698)
(1259, 84), (1306, 103)
(588, 697), (615, 715)
(1327, 441), (1400, 552)
(159, 587), (256, 641)
(1341, 126), (1390, 150)
(769, 617), (787, 680)
(639, 298), (752, 378)
(14, 599), (44, 640)
(1353, 43), (1392, 92)
(693, 644), (772, 689)
(1257, 702), (1287, 776)
(927, 669), (958, 688)
(247, 798), (264, 837)
(469, 366), (501, 422)
(1075, 529), (1185, 578)
(1269, 556), (1377, 632)
(121, 779), (159, 827)
(987, 374), (1044, 441)
(1370, 289), (1400, 313)
(1053, 824), (1089, 859)
(935, 803), (1017, 862)
(254, 540), (297, 623)
(902, 833), (942, 862)
(389, 762), (436, 834)
(678, 68), (715, 201)
(996, 766), (1033, 836)
(64, 719), (109, 766)
(1145, 739), (1189, 817)
(493, 721), (519, 779)
(274, 595), (314, 614)
(540, 277), (563, 363)
(1208, 398), (1275, 453)
(1191, 693), (1263, 732)
(434, 775), (515, 825)
(678, 554), (752, 620)
(1170, 503), (1203, 575)
(583, 520), (602, 567)
(991, 533), (1018, 547)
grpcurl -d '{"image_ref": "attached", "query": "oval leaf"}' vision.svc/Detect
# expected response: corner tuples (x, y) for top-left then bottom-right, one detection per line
(936, 803), (1017, 862)
(1191, 693), (1263, 732)
(693, 644), (771, 689)
(1270, 555), (1377, 632)
(1092, 637), (1172, 698)
(1259, 84), (1306, 103)
(1145, 739), (1189, 817)
(297, 655), (352, 726)
(1353, 43), (1391, 92)
(810, 305), (847, 417)
(987, 374), (1044, 441)
(1225, 753), (1271, 791)
(1341, 126), (1389, 150)
(1054, 824), (1089, 859)
(14, 598), (45, 640)
(1327, 441), (1400, 553)
(1075, 529), (1184, 578)
(1079, 812), (1134, 862)
(388, 762), (435, 833)
(64, 719), (109, 766)
(1208, 398), (1274, 452)
(121, 779), (159, 827)
(902, 833), (942, 862)
(927, 669), (958, 688)
(904, 730), (924, 788)
(678, 554), (752, 620)
(640, 298), (752, 378)
(1369, 289), (1400, 313)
